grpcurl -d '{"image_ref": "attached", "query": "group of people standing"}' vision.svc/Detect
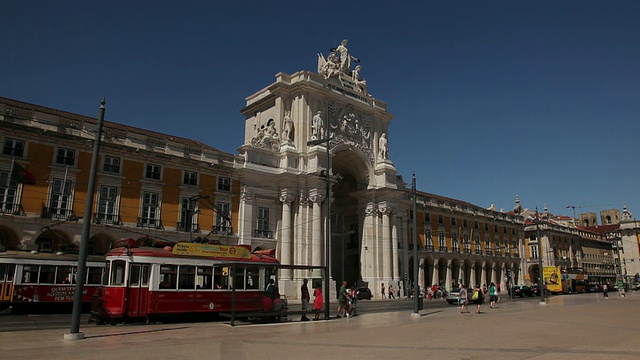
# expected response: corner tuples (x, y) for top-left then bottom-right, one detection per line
(458, 282), (500, 314)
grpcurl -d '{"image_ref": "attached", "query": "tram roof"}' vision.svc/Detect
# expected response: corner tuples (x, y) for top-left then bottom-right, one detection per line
(0, 250), (105, 263)
(106, 246), (281, 264)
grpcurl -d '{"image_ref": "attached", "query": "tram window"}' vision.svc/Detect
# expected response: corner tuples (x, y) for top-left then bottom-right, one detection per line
(103, 262), (110, 285)
(23, 265), (39, 283)
(233, 268), (245, 290)
(178, 266), (195, 289)
(160, 265), (177, 289)
(111, 260), (126, 286)
(246, 268), (259, 289)
(196, 266), (213, 290)
(56, 266), (72, 284)
(40, 265), (55, 284)
(1, 264), (15, 281)
(213, 267), (229, 289)
(129, 265), (141, 286)
(87, 267), (103, 285)
(141, 265), (150, 286)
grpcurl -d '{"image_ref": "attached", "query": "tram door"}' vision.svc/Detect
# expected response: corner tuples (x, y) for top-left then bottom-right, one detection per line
(0, 264), (16, 302)
(126, 264), (150, 318)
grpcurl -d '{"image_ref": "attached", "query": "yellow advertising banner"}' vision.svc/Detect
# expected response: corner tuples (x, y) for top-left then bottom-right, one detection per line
(543, 266), (562, 292)
(172, 243), (252, 259)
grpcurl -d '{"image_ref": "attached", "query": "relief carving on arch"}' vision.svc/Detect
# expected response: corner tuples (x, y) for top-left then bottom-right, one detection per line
(324, 102), (375, 164)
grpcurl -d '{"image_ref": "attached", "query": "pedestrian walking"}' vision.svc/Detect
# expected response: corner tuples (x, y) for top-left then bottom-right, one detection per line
(472, 284), (485, 313)
(388, 284), (396, 299)
(459, 284), (469, 314)
(300, 278), (310, 321)
(489, 282), (497, 308)
(381, 283), (386, 299)
(313, 286), (323, 320)
(603, 283), (609, 298)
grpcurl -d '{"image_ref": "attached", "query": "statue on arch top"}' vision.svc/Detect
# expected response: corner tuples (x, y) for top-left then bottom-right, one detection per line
(317, 38), (361, 79)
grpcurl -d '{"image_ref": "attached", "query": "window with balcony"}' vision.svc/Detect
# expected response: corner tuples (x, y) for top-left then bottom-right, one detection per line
(183, 171), (198, 186)
(178, 197), (198, 232)
(215, 201), (232, 234)
(425, 229), (433, 251)
(145, 164), (162, 180)
(463, 234), (470, 253)
(255, 207), (272, 238)
(438, 231), (446, 252)
(485, 237), (491, 255)
(452, 232), (459, 253)
(0, 172), (19, 214)
(217, 177), (231, 192)
(47, 178), (73, 219)
(475, 235), (482, 255)
(139, 191), (161, 228)
(495, 238), (501, 256)
(55, 148), (75, 166)
(2, 138), (25, 158)
(102, 156), (121, 174)
(95, 185), (119, 224)
(530, 245), (539, 259)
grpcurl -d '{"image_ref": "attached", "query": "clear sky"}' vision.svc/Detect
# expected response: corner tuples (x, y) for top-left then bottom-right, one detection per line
(2, 1), (639, 220)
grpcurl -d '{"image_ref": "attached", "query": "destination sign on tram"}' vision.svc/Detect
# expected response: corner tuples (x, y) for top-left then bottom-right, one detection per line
(171, 243), (252, 259)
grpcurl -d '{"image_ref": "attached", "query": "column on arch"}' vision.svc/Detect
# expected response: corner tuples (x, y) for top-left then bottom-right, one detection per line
(294, 191), (311, 278)
(379, 203), (392, 280)
(279, 191), (295, 279)
(237, 186), (254, 245)
(360, 203), (377, 282)
(391, 213), (399, 280)
(491, 263), (498, 285)
(309, 190), (324, 269)
(418, 258), (425, 287)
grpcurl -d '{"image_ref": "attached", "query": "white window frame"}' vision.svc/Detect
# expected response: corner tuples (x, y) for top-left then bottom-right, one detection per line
(96, 185), (119, 224)
(102, 155), (121, 174)
(145, 164), (162, 181)
(183, 170), (198, 186)
(217, 176), (231, 192)
(2, 138), (25, 158)
(55, 147), (76, 166)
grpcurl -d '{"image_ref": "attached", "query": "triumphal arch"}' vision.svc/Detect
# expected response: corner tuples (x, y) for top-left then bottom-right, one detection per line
(237, 40), (409, 297)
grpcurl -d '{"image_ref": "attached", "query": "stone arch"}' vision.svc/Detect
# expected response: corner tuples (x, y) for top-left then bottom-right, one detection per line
(331, 145), (373, 190)
(35, 228), (74, 253)
(484, 260), (494, 286)
(451, 258), (462, 287)
(0, 225), (21, 250)
(88, 232), (116, 255)
(528, 263), (541, 285)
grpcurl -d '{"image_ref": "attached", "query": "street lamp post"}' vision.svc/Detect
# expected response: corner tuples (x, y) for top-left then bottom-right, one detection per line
(412, 174), (419, 315)
(307, 125), (332, 321)
(535, 208), (545, 304)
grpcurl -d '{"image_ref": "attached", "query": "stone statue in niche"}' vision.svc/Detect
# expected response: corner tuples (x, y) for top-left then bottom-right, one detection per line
(282, 111), (294, 143)
(378, 133), (388, 160)
(311, 111), (324, 140)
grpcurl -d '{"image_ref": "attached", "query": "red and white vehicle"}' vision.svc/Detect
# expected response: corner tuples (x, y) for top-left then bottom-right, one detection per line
(95, 240), (279, 323)
(0, 250), (105, 312)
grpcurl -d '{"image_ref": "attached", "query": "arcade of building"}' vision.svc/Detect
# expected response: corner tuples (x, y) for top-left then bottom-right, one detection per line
(1, 40), (637, 299)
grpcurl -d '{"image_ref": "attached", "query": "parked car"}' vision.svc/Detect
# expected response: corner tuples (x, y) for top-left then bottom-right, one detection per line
(586, 284), (603, 293)
(445, 288), (463, 305)
(355, 287), (372, 300)
(510, 285), (533, 297)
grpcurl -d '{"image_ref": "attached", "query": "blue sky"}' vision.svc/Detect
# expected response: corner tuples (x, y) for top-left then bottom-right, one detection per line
(2, 1), (639, 220)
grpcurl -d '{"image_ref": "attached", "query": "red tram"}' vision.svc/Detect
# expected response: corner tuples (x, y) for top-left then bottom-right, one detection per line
(0, 250), (105, 312)
(96, 241), (279, 323)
